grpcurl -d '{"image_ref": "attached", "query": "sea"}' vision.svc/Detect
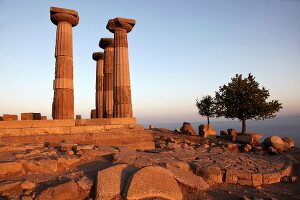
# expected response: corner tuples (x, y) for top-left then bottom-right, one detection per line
(141, 116), (300, 146)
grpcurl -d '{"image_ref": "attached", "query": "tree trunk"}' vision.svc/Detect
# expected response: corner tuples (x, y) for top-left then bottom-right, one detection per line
(242, 118), (246, 134)
(207, 116), (210, 125)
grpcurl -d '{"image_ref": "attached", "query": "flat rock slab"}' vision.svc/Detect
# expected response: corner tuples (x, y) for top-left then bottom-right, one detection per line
(96, 164), (137, 200)
(126, 166), (183, 200)
(167, 165), (209, 191)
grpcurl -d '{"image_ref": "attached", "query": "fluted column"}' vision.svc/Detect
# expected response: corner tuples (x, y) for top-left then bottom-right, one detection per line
(50, 7), (79, 119)
(99, 38), (114, 118)
(92, 52), (104, 118)
(106, 17), (135, 118)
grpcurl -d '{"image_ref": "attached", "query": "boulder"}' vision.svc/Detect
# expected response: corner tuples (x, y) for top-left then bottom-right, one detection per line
(243, 144), (252, 152)
(126, 166), (183, 200)
(180, 122), (197, 135)
(227, 143), (240, 152)
(194, 165), (223, 185)
(282, 137), (295, 149)
(77, 176), (93, 198)
(96, 164), (137, 200)
(264, 136), (286, 151)
(199, 124), (216, 137)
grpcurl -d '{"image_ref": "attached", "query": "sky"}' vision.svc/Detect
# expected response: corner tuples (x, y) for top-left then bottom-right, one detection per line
(0, 0), (299, 124)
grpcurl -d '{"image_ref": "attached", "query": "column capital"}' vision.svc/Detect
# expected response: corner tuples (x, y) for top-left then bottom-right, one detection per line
(92, 52), (104, 61)
(99, 38), (114, 49)
(106, 17), (135, 33)
(50, 7), (79, 27)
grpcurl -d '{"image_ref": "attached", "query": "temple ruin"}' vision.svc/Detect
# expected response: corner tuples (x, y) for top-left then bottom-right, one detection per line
(0, 6), (154, 150)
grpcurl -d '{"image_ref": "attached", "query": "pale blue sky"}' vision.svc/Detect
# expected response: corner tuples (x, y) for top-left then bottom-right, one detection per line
(0, 0), (299, 124)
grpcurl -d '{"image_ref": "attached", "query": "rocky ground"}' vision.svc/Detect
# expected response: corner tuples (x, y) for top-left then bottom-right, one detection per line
(0, 128), (299, 200)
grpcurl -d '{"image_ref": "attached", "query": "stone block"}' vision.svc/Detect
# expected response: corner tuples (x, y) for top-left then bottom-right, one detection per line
(236, 171), (252, 180)
(31, 119), (75, 128)
(167, 166), (209, 191)
(199, 124), (216, 137)
(126, 166), (183, 200)
(0, 116), (3, 121)
(236, 133), (262, 144)
(24, 159), (57, 173)
(36, 180), (80, 200)
(252, 173), (262, 186)
(75, 115), (82, 119)
(262, 173), (281, 184)
(201, 166), (223, 184)
(96, 164), (137, 200)
(21, 113), (41, 120)
(3, 114), (18, 121)
(0, 181), (21, 192)
(91, 109), (96, 119)
(0, 120), (32, 129)
(180, 122), (198, 135)
(238, 179), (253, 186)
(0, 161), (23, 176)
(41, 116), (47, 120)
(281, 162), (293, 177)
(225, 169), (238, 184)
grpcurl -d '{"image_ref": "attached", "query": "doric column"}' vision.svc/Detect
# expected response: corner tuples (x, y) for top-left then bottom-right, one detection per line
(106, 17), (135, 118)
(99, 38), (114, 118)
(92, 52), (104, 118)
(50, 7), (79, 119)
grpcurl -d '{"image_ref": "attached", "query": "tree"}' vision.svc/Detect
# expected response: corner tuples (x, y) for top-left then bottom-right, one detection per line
(215, 73), (282, 134)
(196, 95), (216, 125)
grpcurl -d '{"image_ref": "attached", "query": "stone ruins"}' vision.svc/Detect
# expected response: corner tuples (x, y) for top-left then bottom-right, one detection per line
(0, 7), (136, 122)
(0, 7), (153, 150)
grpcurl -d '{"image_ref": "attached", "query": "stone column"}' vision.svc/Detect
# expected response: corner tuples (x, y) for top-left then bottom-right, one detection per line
(50, 7), (79, 119)
(92, 52), (104, 118)
(106, 17), (135, 118)
(99, 38), (114, 118)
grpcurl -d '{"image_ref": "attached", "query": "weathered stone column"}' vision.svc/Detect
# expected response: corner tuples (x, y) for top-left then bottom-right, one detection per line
(106, 17), (135, 118)
(92, 52), (104, 118)
(50, 7), (79, 119)
(99, 38), (114, 118)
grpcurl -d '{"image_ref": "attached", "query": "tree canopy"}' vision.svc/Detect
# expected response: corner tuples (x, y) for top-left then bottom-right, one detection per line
(196, 95), (216, 125)
(215, 73), (282, 133)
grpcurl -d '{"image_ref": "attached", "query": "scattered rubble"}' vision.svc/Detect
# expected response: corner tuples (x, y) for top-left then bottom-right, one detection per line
(0, 127), (298, 199)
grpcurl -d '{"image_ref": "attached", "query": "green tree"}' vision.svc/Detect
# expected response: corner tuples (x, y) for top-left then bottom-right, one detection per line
(215, 73), (282, 134)
(196, 95), (216, 125)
